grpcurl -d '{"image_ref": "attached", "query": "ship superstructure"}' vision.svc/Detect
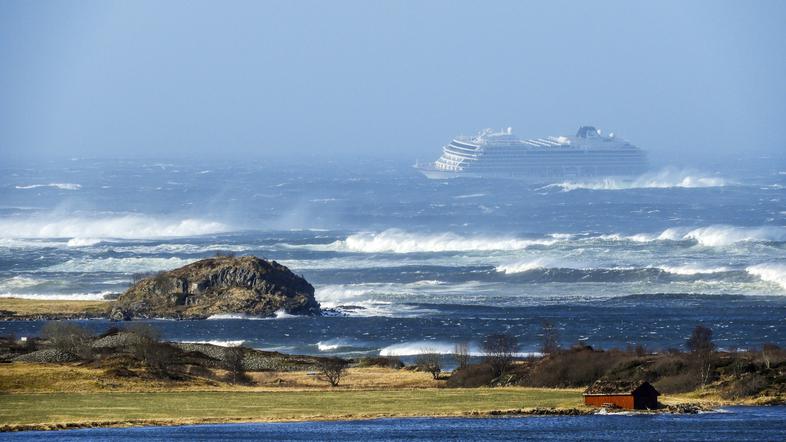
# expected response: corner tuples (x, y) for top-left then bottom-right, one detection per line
(416, 126), (648, 180)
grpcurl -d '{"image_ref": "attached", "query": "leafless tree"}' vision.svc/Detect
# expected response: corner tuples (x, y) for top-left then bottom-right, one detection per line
(416, 349), (442, 379)
(482, 333), (518, 377)
(40, 321), (94, 359)
(125, 323), (174, 375)
(686, 325), (715, 387)
(686, 325), (715, 354)
(224, 346), (249, 384)
(453, 342), (471, 369)
(762, 343), (781, 370)
(319, 357), (349, 387)
(540, 321), (560, 355)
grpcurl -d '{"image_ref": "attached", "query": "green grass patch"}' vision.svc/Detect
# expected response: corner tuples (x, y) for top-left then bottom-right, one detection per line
(0, 388), (583, 428)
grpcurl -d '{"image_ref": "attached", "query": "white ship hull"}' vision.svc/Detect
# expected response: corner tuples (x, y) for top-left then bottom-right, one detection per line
(416, 126), (649, 182)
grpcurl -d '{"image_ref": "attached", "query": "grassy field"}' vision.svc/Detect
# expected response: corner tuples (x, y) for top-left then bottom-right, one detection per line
(0, 388), (584, 430)
(0, 362), (584, 430)
(0, 297), (110, 318)
(0, 363), (442, 393)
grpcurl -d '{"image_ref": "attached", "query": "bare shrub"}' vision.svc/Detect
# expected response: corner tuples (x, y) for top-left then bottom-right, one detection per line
(446, 363), (496, 388)
(721, 373), (770, 399)
(415, 350), (442, 380)
(761, 343), (782, 369)
(142, 342), (178, 376)
(482, 333), (518, 377)
(355, 356), (404, 369)
(634, 344), (648, 357)
(655, 372), (701, 394)
(224, 346), (250, 384)
(528, 347), (618, 388)
(319, 357), (349, 387)
(540, 321), (560, 355)
(40, 321), (94, 360)
(686, 325), (715, 387)
(124, 324), (174, 376)
(686, 325), (715, 354)
(453, 342), (471, 369)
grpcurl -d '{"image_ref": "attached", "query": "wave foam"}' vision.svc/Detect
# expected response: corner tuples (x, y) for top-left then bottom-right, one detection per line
(66, 238), (103, 247)
(178, 340), (245, 347)
(206, 309), (299, 320)
(15, 183), (81, 190)
(545, 169), (727, 192)
(316, 338), (361, 352)
(45, 257), (191, 273)
(0, 276), (45, 291)
(657, 265), (732, 275)
(327, 229), (556, 254)
(496, 258), (554, 274)
(379, 341), (540, 357)
(0, 292), (111, 301)
(0, 215), (228, 240)
(746, 263), (786, 290)
(662, 225), (786, 247)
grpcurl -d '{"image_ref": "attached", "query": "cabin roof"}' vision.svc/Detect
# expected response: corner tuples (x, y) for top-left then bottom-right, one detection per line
(583, 380), (659, 396)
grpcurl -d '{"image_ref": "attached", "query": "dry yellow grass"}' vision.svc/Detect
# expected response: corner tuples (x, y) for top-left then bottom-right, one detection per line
(0, 297), (110, 318)
(1, 363), (441, 393)
(0, 363), (587, 431)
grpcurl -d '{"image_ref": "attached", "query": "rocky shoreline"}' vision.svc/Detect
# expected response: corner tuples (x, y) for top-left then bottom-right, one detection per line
(1, 256), (322, 321)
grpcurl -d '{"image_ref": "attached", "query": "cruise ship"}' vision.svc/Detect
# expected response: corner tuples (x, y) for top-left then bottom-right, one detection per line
(415, 126), (648, 181)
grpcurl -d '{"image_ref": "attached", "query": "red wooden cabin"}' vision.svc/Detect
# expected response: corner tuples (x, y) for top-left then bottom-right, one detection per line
(583, 380), (660, 410)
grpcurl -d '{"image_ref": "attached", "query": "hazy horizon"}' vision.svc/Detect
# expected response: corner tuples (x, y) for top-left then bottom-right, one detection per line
(1, 0), (785, 165)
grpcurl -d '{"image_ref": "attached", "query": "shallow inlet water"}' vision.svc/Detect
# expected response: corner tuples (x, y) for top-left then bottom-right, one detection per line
(5, 407), (786, 441)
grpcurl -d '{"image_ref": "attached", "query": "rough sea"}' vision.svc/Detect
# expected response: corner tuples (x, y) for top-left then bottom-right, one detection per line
(1, 155), (785, 358)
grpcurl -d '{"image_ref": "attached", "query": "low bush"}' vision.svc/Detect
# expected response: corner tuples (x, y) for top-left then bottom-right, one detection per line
(446, 363), (496, 388)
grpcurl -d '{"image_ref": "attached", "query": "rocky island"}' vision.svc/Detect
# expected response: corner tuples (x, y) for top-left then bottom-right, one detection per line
(110, 256), (321, 320)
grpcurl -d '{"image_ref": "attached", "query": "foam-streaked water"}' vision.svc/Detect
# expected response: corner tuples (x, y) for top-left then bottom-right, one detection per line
(4, 407), (786, 441)
(0, 157), (785, 355)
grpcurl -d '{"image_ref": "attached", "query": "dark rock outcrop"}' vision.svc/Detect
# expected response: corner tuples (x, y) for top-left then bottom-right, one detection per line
(110, 256), (320, 320)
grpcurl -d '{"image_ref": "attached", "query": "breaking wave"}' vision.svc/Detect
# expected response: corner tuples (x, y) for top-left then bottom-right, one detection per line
(206, 309), (299, 320)
(0, 291), (112, 301)
(15, 183), (81, 190)
(0, 276), (45, 291)
(746, 263), (786, 290)
(316, 338), (363, 352)
(0, 215), (228, 240)
(379, 341), (541, 357)
(178, 340), (245, 347)
(496, 258), (556, 274)
(293, 224), (784, 256)
(323, 229), (556, 253)
(544, 169), (727, 192)
(655, 225), (786, 247)
(657, 265), (732, 275)
(45, 257), (191, 273)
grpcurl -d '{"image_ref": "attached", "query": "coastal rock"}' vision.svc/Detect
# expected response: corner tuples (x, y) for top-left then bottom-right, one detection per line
(12, 348), (80, 363)
(111, 256), (320, 320)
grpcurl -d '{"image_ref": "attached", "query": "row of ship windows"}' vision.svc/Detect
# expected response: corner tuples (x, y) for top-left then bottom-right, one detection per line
(455, 150), (642, 156)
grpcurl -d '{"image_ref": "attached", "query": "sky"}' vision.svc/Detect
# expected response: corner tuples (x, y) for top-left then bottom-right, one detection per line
(1, 0), (785, 163)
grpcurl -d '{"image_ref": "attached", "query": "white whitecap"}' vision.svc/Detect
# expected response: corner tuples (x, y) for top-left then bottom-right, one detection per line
(544, 168), (728, 192)
(178, 340), (245, 347)
(746, 263), (786, 290)
(0, 215), (228, 240)
(0, 291), (111, 301)
(323, 229), (557, 254)
(15, 183), (81, 191)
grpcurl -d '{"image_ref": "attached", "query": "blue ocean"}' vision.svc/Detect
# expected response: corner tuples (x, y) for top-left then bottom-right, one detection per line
(1, 156), (785, 356)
